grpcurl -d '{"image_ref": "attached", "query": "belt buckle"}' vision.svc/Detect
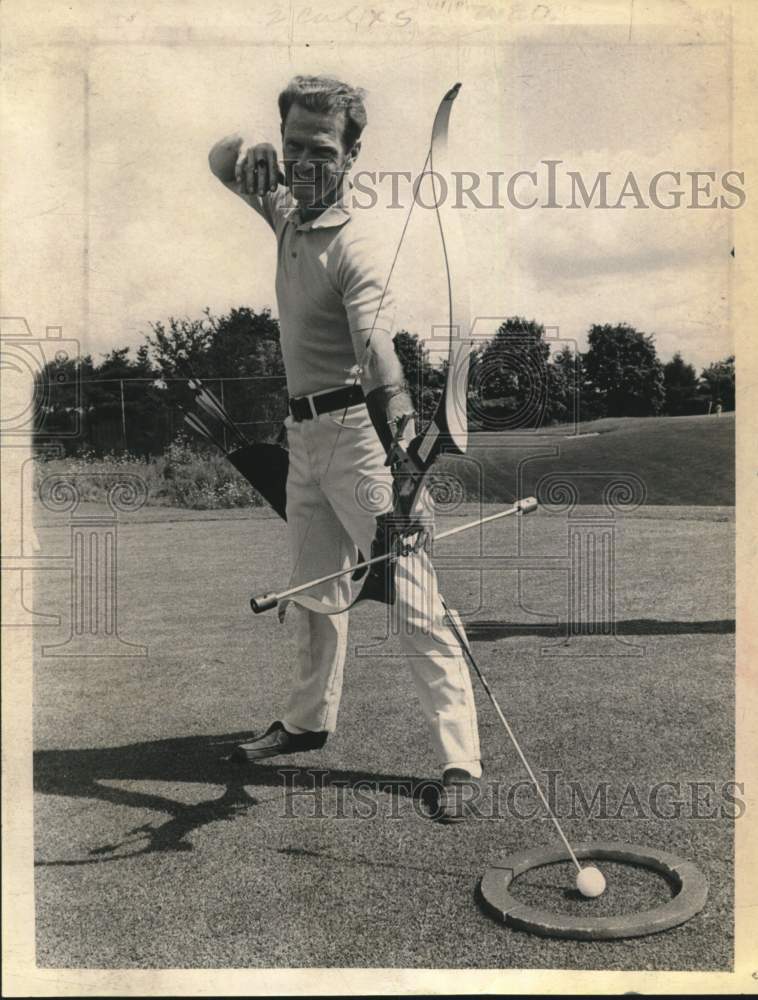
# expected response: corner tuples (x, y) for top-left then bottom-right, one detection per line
(290, 395), (316, 421)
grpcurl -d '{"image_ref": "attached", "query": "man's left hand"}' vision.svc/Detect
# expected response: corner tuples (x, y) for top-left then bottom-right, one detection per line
(385, 443), (434, 556)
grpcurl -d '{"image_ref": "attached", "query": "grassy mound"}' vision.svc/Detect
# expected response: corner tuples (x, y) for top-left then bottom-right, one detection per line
(450, 413), (734, 506)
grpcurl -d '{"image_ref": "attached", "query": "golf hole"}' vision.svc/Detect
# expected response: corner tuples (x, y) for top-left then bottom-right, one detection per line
(508, 859), (673, 917)
(479, 842), (708, 940)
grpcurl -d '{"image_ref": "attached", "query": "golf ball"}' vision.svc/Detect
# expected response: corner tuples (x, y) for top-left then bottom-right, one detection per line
(576, 865), (606, 898)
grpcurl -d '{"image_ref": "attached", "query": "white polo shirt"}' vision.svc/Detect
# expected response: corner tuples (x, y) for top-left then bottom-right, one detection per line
(244, 185), (396, 398)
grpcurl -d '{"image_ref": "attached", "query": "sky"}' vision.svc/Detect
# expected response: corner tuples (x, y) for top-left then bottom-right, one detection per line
(3, 6), (738, 373)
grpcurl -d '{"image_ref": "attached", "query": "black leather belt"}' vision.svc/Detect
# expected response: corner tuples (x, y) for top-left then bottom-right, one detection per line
(289, 384), (365, 422)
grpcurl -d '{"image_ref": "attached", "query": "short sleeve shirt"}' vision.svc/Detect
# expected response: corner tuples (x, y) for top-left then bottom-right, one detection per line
(247, 186), (396, 397)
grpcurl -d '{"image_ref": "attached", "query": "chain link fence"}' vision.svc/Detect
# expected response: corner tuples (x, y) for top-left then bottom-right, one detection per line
(35, 375), (290, 457)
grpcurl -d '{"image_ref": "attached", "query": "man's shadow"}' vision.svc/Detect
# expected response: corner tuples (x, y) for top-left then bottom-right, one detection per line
(34, 733), (435, 866)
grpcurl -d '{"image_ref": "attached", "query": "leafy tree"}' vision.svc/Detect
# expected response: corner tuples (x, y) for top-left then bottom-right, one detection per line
(582, 323), (665, 417)
(146, 307), (284, 378)
(34, 347), (166, 454)
(471, 317), (550, 429)
(205, 307), (285, 380)
(393, 329), (444, 427)
(663, 352), (701, 415)
(34, 353), (95, 443)
(83, 347), (167, 454)
(146, 307), (287, 441)
(700, 355), (735, 411)
(547, 345), (582, 425)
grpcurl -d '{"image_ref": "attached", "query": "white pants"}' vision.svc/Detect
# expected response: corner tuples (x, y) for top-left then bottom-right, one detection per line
(280, 401), (482, 777)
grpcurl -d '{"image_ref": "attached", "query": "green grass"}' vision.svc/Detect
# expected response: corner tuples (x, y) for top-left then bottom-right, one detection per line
(32, 501), (734, 970)
(458, 413), (735, 505)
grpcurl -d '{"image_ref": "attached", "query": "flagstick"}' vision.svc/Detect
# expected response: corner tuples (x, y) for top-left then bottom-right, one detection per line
(443, 600), (582, 873)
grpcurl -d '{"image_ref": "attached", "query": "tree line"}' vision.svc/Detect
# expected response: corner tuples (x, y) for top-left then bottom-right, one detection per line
(34, 307), (735, 455)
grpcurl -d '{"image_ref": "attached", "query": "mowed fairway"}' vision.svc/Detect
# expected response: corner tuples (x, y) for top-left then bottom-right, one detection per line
(32, 494), (735, 968)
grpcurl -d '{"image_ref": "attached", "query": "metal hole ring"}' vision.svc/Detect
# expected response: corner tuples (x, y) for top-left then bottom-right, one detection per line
(479, 841), (708, 940)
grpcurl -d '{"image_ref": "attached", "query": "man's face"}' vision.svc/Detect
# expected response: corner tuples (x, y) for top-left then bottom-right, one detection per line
(281, 104), (358, 211)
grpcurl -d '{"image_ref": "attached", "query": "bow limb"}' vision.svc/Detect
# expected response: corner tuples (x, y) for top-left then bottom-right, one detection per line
(427, 81), (473, 459)
(395, 82), (472, 487)
(389, 83), (472, 505)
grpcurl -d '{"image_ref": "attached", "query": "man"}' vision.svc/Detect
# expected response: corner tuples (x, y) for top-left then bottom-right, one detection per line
(208, 75), (482, 821)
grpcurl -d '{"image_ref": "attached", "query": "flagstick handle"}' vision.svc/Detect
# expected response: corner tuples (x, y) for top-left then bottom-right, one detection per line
(249, 496), (538, 614)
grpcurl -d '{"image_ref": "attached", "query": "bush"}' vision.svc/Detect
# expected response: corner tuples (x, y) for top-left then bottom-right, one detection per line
(34, 435), (267, 511)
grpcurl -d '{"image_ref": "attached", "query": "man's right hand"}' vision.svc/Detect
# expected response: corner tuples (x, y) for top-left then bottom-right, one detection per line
(208, 134), (244, 184)
(235, 142), (285, 196)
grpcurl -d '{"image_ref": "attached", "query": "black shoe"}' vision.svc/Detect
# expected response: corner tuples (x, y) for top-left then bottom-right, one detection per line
(228, 721), (328, 763)
(436, 767), (480, 824)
